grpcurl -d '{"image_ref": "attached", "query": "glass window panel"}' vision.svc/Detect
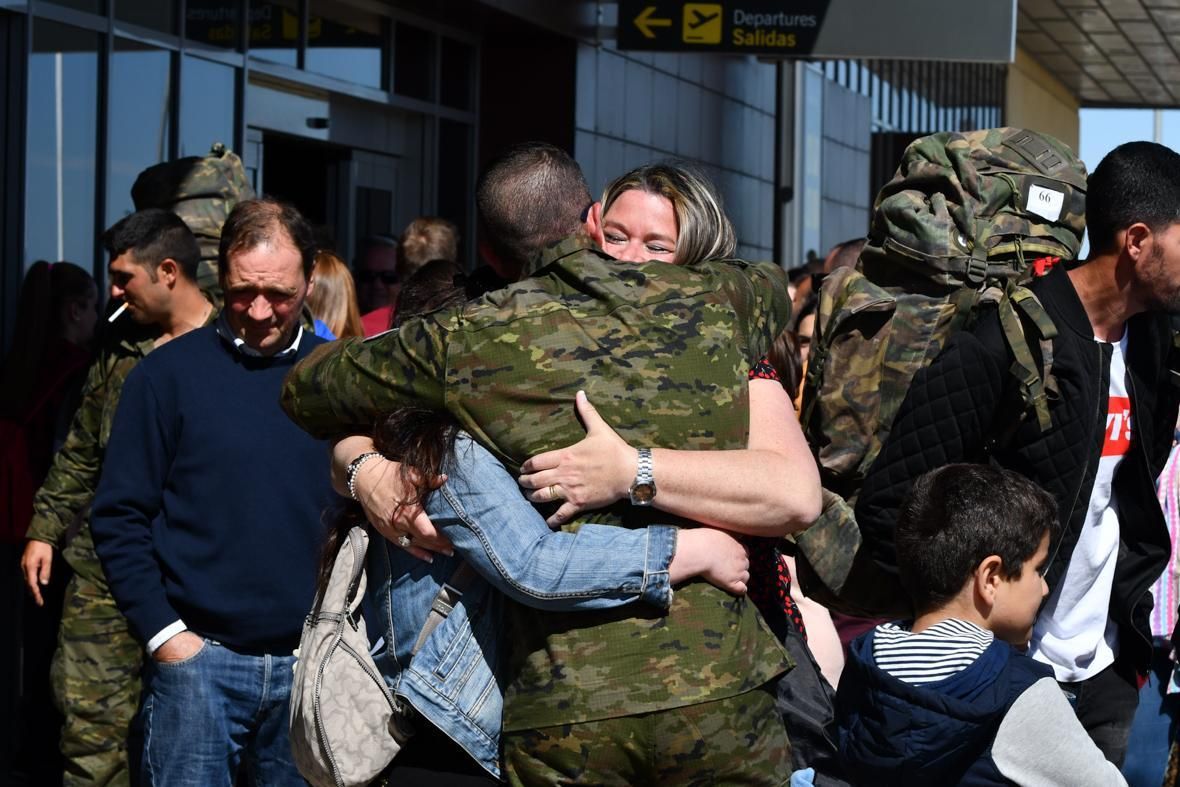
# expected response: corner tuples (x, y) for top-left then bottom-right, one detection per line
(354, 186), (393, 241)
(25, 21), (99, 271)
(249, 0), (299, 66)
(106, 40), (172, 228)
(117, 0), (177, 34)
(436, 120), (470, 248)
(439, 37), (473, 110)
(394, 22), (433, 100)
(306, 1), (386, 89)
(181, 56), (237, 156)
(186, 0), (242, 50)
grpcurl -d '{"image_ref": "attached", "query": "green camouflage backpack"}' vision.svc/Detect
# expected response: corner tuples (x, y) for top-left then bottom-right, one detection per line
(794, 128), (1087, 617)
(131, 142), (256, 297)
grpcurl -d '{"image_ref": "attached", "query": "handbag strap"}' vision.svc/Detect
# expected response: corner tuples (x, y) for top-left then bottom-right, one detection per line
(410, 562), (478, 655)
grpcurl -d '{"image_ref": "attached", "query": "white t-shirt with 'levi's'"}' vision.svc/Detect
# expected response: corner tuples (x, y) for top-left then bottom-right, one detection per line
(1029, 333), (1130, 682)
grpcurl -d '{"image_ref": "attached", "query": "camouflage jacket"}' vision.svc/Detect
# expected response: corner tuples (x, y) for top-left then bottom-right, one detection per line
(26, 308), (216, 582)
(281, 236), (794, 728)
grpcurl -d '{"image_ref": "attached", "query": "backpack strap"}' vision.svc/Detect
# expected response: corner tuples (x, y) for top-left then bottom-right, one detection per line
(997, 285), (1057, 434)
(410, 562), (478, 655)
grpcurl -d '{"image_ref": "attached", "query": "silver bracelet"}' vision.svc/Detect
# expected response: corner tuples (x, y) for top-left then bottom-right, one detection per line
(346, 451), (382, 501)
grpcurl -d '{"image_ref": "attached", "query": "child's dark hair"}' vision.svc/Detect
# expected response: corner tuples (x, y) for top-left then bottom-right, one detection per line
(896, 464), (1059, 613)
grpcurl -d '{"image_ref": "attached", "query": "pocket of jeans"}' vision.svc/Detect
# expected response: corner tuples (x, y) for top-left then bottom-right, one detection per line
(154, 638), (210, 669)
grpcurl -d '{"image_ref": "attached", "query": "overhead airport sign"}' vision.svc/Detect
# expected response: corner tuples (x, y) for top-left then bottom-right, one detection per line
(616, 0), (1017, 63)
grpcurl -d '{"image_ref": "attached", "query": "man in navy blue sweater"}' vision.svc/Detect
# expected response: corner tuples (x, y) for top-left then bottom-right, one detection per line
(91, 198), (335, 786)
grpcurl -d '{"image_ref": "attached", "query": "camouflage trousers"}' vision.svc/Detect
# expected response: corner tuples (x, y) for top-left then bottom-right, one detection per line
(502, 683), (791, 787)
(50, 573), (143, 787)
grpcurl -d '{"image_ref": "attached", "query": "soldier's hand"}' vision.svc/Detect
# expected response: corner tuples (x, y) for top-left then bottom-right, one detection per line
(21, 540), (55, 607)
(519, 391), (633, 526)
(354, 454), (453, 562)
(153, 631), (205, 663)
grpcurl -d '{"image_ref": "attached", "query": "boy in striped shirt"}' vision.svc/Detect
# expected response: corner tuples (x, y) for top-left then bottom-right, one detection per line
(836, 464), (1126, 786)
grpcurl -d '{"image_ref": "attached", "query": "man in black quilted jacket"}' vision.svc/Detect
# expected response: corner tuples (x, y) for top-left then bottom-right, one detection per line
(856, 140), (1180, 766)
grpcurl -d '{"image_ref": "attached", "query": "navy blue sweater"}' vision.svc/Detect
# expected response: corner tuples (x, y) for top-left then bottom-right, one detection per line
(92, 326), (336, 653)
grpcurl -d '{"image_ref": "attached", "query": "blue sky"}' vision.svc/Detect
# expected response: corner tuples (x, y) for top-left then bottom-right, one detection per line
(1079, 108), (1173, 167)
(1077, 109), (1178, 256)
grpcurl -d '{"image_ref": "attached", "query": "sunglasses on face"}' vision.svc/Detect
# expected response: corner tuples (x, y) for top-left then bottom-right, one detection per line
(357, 270), (399, 285)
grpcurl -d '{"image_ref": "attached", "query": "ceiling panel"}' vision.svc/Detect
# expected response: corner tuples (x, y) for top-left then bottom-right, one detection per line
(1075, 8), (1120, 30)
(1135, 43), (1180, 63)
(1148, 7), (1180, 30)
(1061, 40), (1113, 61)
(1082, 62), (1126, 80)
(1021, 0), (1180, 104)
(1100, 0), (1151, 20)
(1023, 0), (1071, 17)
(1039, 19), (1090, 41)
(1089, 32), (1136, 54)
(1110, 53), (1153, 71)
(1020, 31), (1061, 52)
(1121, 20), (1167, 41)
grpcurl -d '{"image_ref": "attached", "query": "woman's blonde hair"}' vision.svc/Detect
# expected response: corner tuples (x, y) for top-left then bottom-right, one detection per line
(308, 250), (364, 339)
(400, 216), (459, 278)
(600, 163), (737, 265)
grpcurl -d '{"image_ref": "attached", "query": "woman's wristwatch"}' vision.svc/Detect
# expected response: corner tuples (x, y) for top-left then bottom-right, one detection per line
(628, 448), (657, 506)
(346, 451), (382, 500)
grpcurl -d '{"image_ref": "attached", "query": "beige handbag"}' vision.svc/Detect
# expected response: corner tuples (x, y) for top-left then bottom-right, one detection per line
(289, 526), (475, 787)
(289, 526), (409, 787)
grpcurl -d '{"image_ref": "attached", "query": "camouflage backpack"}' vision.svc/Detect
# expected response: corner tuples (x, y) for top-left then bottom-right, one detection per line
(131, 142), (255, 296)
(794, 128), (1087, 617)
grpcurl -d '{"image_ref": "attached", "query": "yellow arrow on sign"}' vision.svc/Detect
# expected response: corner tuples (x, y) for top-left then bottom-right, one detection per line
(634, 6), (673, 39)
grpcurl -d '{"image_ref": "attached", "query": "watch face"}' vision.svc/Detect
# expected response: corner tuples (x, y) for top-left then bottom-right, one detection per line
(631, 483), (656, 504)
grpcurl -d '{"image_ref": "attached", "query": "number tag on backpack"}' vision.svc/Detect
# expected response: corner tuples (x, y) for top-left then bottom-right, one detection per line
(1027, 184), (1065, 222)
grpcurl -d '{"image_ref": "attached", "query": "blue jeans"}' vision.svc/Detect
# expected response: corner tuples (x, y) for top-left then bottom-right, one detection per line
(139, 639), (303, 786)
(1123, 640), (1179, 786)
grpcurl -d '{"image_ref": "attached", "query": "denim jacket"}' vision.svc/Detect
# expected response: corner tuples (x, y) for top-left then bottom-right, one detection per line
(368, 435), (677, 778)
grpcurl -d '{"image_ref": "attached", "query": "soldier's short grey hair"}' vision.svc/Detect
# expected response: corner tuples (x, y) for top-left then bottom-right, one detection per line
(476, 142), (592, 277)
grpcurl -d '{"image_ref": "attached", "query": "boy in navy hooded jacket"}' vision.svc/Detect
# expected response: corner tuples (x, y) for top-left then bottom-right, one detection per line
(836, 464), (1126, 786)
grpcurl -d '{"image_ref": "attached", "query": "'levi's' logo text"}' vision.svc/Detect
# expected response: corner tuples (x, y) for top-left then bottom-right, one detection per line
(1103, 396), (1132, 457)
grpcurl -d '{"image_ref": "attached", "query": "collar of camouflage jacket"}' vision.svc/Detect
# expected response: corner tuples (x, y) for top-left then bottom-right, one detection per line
(523, 233), (608, 278)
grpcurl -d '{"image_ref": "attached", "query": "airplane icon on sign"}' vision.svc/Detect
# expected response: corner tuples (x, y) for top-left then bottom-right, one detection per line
(688, 8), (719, 28)
(682, 3), (722, 43)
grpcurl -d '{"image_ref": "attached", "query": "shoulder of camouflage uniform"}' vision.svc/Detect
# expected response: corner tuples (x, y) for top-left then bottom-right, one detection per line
(680, 256), (791, 294)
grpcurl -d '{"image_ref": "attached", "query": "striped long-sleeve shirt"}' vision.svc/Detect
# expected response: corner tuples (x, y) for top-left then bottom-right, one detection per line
(872, 618), (994, 685)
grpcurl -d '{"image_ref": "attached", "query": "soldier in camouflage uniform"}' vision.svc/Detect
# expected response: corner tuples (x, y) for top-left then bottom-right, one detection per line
(282, 144), (802, 784)
(20, 210), (215, 786)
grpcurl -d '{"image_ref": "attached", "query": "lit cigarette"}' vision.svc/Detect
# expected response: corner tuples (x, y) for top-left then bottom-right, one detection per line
(108, 302), (129, 323)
